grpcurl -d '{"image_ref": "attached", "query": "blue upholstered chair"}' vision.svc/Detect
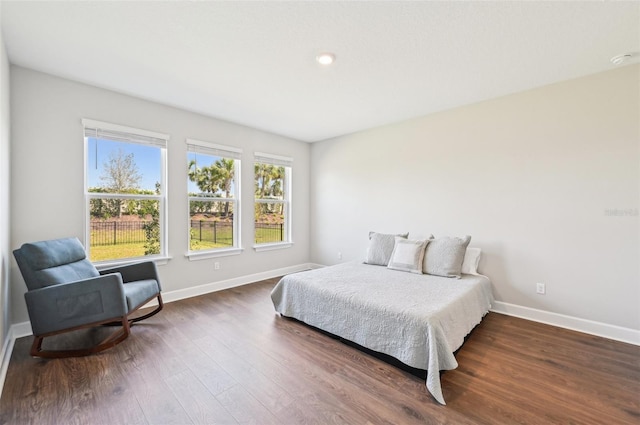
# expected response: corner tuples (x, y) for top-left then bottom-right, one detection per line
(13, 237), (163, 358)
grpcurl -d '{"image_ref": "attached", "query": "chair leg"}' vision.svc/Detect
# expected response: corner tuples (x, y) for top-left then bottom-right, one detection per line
(103, 294), (164, 326)
(30, 316), (131, 359)
(128, 294), (164, 324)
(30, 335), (44, 357)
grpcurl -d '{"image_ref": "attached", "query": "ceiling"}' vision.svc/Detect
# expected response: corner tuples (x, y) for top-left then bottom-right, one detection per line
(1, 1), (638, 143)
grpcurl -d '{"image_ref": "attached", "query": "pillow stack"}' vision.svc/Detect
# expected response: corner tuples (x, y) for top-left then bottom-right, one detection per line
(366, 231), (476, 278)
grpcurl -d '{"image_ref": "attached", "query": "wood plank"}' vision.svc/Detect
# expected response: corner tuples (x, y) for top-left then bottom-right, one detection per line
(1, 278), (639, 425)
(164, 370), (238, 425)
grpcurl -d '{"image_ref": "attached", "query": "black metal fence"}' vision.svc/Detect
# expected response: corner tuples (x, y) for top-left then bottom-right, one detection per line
(90, 220), (150, 246)
(255, 222), (284, 243)
(190, 220), (233, 245)
(91, 220), (284, 246)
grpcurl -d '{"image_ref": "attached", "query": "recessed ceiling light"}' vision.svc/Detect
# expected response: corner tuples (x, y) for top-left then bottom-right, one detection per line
(611, 52), (635, 65)
(316, 52), (335, 66)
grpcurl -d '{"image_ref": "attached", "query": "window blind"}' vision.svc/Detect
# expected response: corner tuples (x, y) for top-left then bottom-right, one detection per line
(254, 151), (293, 168)
(82, 119), (168, 148)
(186, 139), (242, 160)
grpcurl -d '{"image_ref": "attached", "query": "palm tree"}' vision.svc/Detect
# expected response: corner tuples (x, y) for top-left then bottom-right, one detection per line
(215, 158), (234, 216)
(188, 160), (221, 195)
(254, 163), (285, 216)
(188, 158), (235, 217)
(268, 165), (284, 198)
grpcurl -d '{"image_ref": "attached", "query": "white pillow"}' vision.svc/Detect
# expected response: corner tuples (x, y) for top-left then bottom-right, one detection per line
(365, 231), (409, 266)
(461, 247), (482, 275)
(423, 235), (471, 278)
(387, 237), (428, 274)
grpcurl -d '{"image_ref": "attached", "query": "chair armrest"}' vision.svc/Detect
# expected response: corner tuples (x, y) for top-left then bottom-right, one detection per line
(24, 274), (127, 336)
(100, 261), (161, 289)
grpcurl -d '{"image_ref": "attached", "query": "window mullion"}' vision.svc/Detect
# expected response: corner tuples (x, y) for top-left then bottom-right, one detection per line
(88, 193), (162, 200)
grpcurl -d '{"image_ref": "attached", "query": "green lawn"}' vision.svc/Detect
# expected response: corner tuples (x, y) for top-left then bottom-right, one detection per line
(254, 227), (285, 244)
(90, 242), (147, 262)
(90, 226), (284, 261)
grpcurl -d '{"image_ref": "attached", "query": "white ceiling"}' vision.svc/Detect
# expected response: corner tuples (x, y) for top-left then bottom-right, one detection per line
(1, 1), (638, 142)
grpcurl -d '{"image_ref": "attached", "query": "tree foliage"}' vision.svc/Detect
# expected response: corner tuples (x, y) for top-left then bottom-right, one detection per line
(100, 148), (141, 191)
(97, 148), (142, 218)
(140, 182), (161, 255)
(90, 149), (160, 256)
(254, 163), (284, 199)
(188, 158), (235, 217)
(254, 163), (285, 218)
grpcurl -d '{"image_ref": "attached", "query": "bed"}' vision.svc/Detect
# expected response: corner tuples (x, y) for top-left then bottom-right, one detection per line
(270, 261), (494, 405)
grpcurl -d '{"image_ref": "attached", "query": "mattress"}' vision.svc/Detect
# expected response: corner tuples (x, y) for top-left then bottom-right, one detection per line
(270, 261), (494, 405)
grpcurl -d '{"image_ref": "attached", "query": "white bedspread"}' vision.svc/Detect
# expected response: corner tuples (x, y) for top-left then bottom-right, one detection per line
(270, 262), (494, 405)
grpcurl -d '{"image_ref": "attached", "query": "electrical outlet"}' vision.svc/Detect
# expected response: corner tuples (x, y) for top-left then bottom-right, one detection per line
(338, 251), (342, 260)
(214, 262), (220, 270)
(536, 283), (545, 295)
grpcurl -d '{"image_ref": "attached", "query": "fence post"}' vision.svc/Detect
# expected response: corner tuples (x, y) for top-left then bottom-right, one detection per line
(113, 221), (117, 245)
(280, 223), (283, 241)
(199, 220), (202, 241)
(214, 221), (217, 244)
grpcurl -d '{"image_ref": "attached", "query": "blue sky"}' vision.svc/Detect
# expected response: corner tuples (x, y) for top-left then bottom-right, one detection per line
(87, 138), (161, 191)
(187, 151), (220, 194)
(87, 137), (232, 195)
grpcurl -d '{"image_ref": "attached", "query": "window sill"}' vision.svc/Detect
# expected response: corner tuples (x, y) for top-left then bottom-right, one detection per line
(94, 255), (172, 270)
(186, 247), (244, 261)
(253, 242), (294, 252)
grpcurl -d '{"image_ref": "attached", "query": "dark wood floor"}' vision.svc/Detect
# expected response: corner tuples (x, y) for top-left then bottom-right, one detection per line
(1, 277), (639, 425)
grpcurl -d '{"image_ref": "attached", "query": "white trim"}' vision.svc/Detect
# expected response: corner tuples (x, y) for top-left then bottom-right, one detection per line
(0, 322), (32, 398)
(9, 264), (314, 327)
(186, 139), (242, 159)
(253, 242), (294, 252)
(254, 151), (293, 165)
(94, 256), (171, 270)
(280, 263), (640, 346)
(0, 330), (14, 399)
(10, 321), (33, 339)
(87, 192), (162, 200)
(0, 262), (315, 396)
(491, 301), (640, 346)
(84, 120), (169, 262)
(186, 247), (244, 261)
(5, 267), (636, 399)
(82, 118), (170, 142)
(135, 262), (313, 307)
(187, 154), (241, 253)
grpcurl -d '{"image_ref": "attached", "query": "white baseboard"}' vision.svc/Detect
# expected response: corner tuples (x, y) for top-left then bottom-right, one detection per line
(4, 266), (637, 397)
(9, 321), (32, 339)
(159, 262), (315, 304)
(491, 301), (640, 346)
(0, 262), (316, 397)
(0, 329), (13, 399)
(3, 262), (317, 339)
(0, 321), (31, 399)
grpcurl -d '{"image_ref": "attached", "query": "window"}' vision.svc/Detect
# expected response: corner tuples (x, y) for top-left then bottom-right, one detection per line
(254, 152), (292, 249)
(83, 119), (168, 264)
(187, 139), (242, 258)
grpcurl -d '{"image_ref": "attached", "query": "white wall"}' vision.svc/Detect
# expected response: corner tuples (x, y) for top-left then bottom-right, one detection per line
(10, 66), (310, 324)
(310, 65), (640, 331)
(0, 20), (11, 345)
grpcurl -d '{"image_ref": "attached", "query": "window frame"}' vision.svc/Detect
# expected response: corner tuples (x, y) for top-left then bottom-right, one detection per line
(82, 119), (169, 266)
(186, 139), (243, 261)
(253, 152), (293, 251)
